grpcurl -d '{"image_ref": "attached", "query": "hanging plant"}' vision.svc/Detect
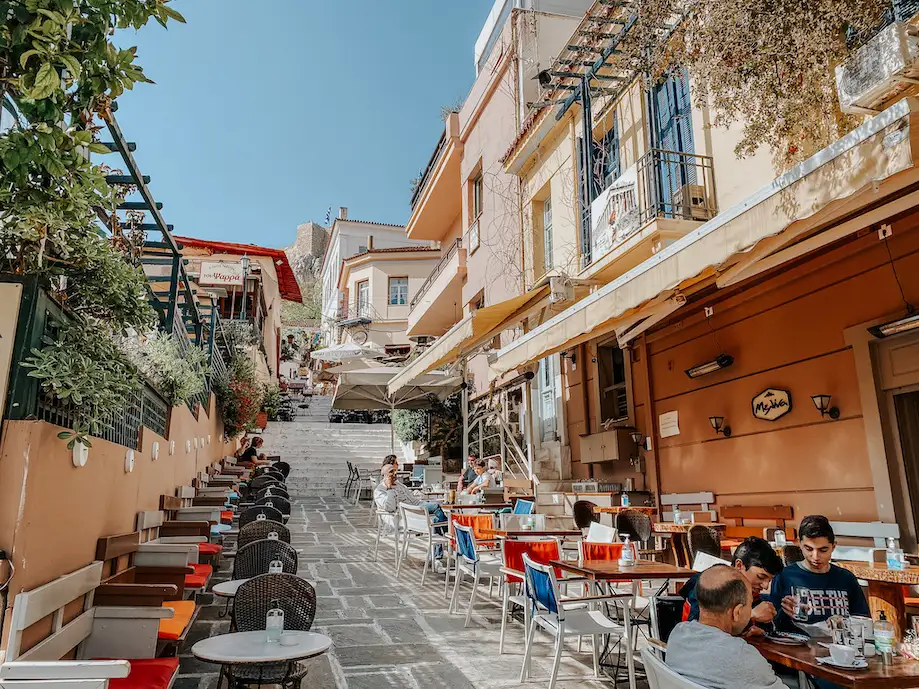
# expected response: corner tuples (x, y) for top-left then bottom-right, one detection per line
(214, 354), (261, 438)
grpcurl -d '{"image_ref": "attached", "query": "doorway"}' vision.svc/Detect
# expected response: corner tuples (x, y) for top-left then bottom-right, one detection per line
(893, 390), (919, 538)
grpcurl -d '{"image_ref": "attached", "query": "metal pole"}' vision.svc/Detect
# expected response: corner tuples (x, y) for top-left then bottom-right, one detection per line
(240, 274), (248, 321)
(391, 404), (395, 455)
(522, 375), (536, 496)
(461, 359), (469, 464)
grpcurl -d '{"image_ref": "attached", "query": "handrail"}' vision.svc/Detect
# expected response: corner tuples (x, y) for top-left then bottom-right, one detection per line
(409, 238), (463, 311)
(410, 131), (448, 210)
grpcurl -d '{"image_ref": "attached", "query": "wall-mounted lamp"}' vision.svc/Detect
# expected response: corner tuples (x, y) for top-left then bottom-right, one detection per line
(629, 430), (644, 467)
(151, 441), (160, 461)
(125, 449), (135, 474)
(811, 394), (840, 420)
(686, 354), (734, 379)
(709, 416), (732, 438)
(169, 440), (176, 456)
(185, 439), (192, 454)
(560, 350), (577, 366)
(72, 441), (89, 468)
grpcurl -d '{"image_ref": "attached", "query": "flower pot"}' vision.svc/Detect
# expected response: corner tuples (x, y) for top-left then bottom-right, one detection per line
(256, 411), (268, 429)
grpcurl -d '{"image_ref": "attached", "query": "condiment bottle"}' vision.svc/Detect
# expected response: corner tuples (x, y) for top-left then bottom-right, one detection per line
(875, 611), (896, 664)
(266, 599), (284, 643)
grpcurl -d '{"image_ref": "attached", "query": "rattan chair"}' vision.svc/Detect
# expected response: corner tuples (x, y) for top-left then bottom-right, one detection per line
(238, 505), (284, 530)
(249, 475), (284, 493)
(237, 519), (292, 550)
(688, 525), (722, 561)
(255, 495), (291, 517)
(229, 574), (317, 688)
(782, 544), (805, 566)
(233, 539), (298, 579)
(573, 500), (600, 530)
(254, 485), (290, 501)
(616, 509), (666, 560)
(274, 461), (291, 478)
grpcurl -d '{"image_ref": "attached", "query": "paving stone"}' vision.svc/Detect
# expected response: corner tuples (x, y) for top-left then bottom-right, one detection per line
(343, 669), (411, 689)
(318, 622), (388, 647)
(334, 643), (442, 668)
(377, 618), (427, 643)
(410, 662), (478, 689)
(367, 594), (403, 608)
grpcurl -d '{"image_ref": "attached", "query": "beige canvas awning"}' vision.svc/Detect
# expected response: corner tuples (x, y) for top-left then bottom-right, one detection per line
(491, 98), (919, 375)
(332, 367), (461, 410)
(388, 285), (551, 395)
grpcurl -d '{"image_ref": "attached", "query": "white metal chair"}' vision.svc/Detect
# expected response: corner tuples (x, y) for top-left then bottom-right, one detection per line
(520, 553), (635, 689)
(373, 501), (402, 567)
(640, 648), (708, 689)
(450, 523), (503, 627)
(397, 503), (449, 585)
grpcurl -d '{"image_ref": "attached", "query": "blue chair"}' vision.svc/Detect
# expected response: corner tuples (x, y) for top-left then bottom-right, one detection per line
(513, 499), (535, 515)
(449, 524), (502, 627)
(520, 553), (635, 689)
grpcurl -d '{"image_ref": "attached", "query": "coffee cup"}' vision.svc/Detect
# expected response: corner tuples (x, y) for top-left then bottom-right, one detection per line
(828, 644), (857, 666)
(280, 632), (298, 647)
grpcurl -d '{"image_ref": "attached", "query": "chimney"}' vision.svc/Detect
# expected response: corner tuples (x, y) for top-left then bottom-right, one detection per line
(338, 206), (348, 220)
(367, 235), (374, 250)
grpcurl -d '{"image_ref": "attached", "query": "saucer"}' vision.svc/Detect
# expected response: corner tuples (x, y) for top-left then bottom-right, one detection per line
(817, 657), (868, 670)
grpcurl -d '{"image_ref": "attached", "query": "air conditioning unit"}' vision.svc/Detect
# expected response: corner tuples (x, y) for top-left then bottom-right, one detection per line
(548, 276), (574, 305)
(672, 184), (711, 221)
(836, 21), (919, 114)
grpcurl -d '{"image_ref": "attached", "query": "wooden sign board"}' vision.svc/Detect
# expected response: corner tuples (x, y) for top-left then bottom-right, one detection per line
(752, 388), (792, 421)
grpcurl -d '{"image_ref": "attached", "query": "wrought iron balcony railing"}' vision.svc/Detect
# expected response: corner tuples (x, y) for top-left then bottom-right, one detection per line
(410, 238), (463, 312)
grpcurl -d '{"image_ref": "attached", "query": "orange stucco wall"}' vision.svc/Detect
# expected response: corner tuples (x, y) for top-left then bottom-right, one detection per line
(0, 393), (234, 629)
(563, 202), (919, 526)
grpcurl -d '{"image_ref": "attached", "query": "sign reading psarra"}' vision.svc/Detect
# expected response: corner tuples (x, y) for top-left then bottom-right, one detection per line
(752, 388), (792, 421)
(199, 261), (244, 287)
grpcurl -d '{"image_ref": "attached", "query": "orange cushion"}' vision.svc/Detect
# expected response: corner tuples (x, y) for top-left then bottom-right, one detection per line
(98, 658), (179, 689)
(184, 563), (212, 589)
(503, 539), (562, 583)
(198, 542), (222, 555)
(221, 510), (234, 524)
(158, 601), (196, 641)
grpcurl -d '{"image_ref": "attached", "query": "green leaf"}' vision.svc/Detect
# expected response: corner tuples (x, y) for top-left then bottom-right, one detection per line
(59, 54), (82, 79)
(87, 142), (111, 155)
(19, 49), (40, 69)
(57, 430), (73, 440)
(29, 62), (59, 100)
(161, 5), (186, 23)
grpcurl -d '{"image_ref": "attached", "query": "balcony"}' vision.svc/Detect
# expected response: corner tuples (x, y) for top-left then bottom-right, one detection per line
(579, 149), (717, 284)
(405, 113), (463, 241)
(407, 238), (467, 337)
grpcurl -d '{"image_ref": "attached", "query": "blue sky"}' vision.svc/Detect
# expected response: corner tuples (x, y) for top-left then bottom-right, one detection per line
(115, 1), (494, 248)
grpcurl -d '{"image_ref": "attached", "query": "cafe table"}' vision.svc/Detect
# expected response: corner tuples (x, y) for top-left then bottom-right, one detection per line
(837, 561), (919, 640)
(754, 637), (919, 688)
(652, 521), (728, 567)
(595, 506), (656, 517)
(441, 503), (512, 511)
(480, 527), (583, 540)
(551, 558), (695, 689)
(192, 630), (332, 686)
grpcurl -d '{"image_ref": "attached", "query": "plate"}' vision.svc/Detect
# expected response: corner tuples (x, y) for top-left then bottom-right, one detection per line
(766, 633), (809, 646)
(817, 657), (868, 670)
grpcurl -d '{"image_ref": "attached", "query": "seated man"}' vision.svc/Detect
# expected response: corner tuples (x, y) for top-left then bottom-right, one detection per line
(667, 565), (786, 689)
(457, 453), (479, 492)
(374, 456), (448, 559)
(238, 436), (270, 469)
(464, 458), (495, 495)
(680, 536), (782, 632)
(770, 515), (869, 631)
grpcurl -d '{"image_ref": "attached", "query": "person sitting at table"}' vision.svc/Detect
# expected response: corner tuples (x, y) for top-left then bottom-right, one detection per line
(679, 536), (783, 633)
(234, 435), (250, 459)
(238, 436), (270, 469)
(769, 515), (869, 634)
(667, 565), (787, 689)
(464, 458), (495, 495)
(457, 453), (479, 492)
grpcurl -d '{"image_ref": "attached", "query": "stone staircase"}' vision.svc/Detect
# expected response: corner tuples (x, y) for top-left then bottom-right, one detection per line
(259, 395), (403, 497)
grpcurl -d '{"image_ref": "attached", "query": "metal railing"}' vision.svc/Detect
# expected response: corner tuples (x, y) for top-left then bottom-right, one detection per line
(410, 132), (448, 211)
(410, 238), (463, 311)
(582, 148), (716, 269)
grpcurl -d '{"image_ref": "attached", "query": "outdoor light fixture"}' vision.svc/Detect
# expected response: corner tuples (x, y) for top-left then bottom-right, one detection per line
(868, 310), (919, 339)
(560, 350), (577, 366)
(811, 394), (840, 420)
(240, 254), (250, 321)
(629, 430), (645, 466)
(686, 354), (734, 379)
(709, 416), (732, 438)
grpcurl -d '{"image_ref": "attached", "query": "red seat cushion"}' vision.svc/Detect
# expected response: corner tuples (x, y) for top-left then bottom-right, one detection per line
(221, 510), (234, 524)
(104, 658), (179, 689)
(184, 562), (212, 588)
(197, 542), (223, 555)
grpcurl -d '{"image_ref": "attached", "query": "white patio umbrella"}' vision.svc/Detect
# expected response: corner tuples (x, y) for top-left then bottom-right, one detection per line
(310, 342), (385, 363)
(331, 366), (462, 452)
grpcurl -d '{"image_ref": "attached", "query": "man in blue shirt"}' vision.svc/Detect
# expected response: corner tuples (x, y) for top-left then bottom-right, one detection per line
(680, 536), (783, 632)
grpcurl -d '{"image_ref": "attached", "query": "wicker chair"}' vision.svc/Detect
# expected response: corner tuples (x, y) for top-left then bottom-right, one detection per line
(782, 544), (805, 566)
(249, 475), (284, 493)
(229, 574), (317, 688)
(688, 525), (722, 561)
(573, 500), (600, 530)
(233, 539), (298, 579)
(274, 461), (291, 478)
(255, 466), (285, 481)
(238, 505), (284, 530)
(255, 495), (291, 517)
(616, 509), (667, 560)
(255, 485), (290, 501)
(237, 520), (292, 550)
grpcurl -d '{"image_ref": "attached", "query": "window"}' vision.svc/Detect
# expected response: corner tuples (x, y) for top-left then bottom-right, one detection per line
(472, 174), (483, 219)
(357, 280), (370, 318)
(543, 197), (553, 272)
(389, 277), (408, 305)
(358, 245), (367, 254)
(597, 342), (630, 423)
(596, 117), (620, 190)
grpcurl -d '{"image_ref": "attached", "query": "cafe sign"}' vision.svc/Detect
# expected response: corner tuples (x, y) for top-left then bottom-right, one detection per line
(752, 388), (792, 421)
(199, 261), (244, 287)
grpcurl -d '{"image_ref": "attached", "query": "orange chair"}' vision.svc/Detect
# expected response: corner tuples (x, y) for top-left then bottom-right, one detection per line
(499, 539), (563, 653)
(445, 513), (497, 598)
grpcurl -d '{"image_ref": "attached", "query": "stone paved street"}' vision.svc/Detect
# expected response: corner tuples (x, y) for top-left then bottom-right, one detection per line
(176, 489), (649, 688)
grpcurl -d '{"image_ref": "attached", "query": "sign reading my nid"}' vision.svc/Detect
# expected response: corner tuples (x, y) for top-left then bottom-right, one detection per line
(752, 388), (792, 421)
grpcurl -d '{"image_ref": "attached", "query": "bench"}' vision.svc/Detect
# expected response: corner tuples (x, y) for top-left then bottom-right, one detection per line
(720, 505), (795, 549)
(829, 521), (900, 563)
(138, 509), (222, 569)
(0, 562), (178, 689)
(660, 492), (715, 523)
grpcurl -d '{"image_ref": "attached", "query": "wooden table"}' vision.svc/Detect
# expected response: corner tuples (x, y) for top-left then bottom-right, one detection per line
(837, 561), (919, 640)
(441, 503), (512, 511)
(481, 527), (582, 540)
(552, 558), (695, 689)
(595, 506), (656, 516)
(653, 522), (728, 567)
(754, 638), (919, 687)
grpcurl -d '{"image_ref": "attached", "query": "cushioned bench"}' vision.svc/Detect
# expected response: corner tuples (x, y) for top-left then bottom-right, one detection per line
(0, 562), (178, 689)
(137, 510), (217, 586)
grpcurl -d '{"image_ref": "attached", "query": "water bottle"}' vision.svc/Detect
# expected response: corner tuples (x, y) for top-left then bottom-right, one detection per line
(874, 611), (896, 664)
(268, 531), (279, 540)
(266, 600), (284, 643)
(774, 530), (787, 547)
(886, 538), (905, 571)
(621, 491), (630, 508)
(673, 505), (682, 524)
(268, 559), (283, 574)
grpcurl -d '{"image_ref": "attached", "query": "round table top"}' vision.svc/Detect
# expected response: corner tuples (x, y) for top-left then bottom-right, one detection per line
(837, 561), (919, 585)
(212, 578), (249, 598)
(191, 630), (332, 664)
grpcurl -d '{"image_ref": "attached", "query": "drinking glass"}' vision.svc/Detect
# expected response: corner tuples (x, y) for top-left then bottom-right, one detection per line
(791, 586), (809, 621)
(846, 617), (866, 659)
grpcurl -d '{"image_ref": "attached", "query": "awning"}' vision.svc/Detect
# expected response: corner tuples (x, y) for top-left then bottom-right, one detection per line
(311, 342), (385, 363)
(332, 367), (461, 410)
(388, 285), (551, 395)
(491, 98), (919, 375)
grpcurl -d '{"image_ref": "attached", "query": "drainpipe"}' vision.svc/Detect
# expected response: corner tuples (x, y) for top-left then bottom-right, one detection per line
(461, 359), (469, 462)
(581, 342), (593, 480)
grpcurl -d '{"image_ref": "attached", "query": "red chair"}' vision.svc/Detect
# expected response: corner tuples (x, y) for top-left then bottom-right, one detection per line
(499, 539), (563, 653)
(445, 513), (497, 598)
